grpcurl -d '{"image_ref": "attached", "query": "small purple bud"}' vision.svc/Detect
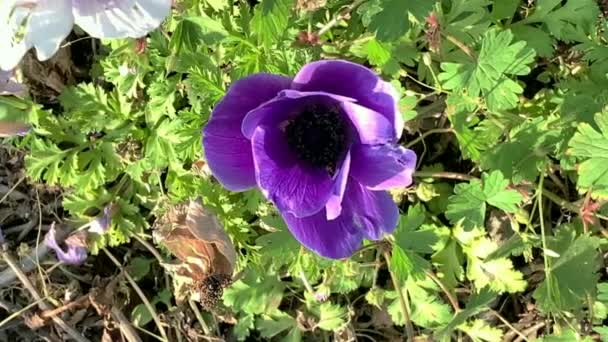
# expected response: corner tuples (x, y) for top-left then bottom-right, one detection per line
(0, 69), (26, 97)
(44, 223), (87, 265)
(314, 291), (329, 302)
(88, 205), (112, 234)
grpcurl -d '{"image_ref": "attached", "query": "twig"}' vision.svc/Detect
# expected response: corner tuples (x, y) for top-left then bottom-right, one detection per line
(489, 309), (529, 342)
(111, 307), (143, 342)
(0, 296), (46, 328)
(442, 33), (476, 59)
(405, 128), (454, 148)
(0, 243), (50, 288)
(513, 322), (545, 342)
(318, 0), (366, 35)
(0, 177), (26, 204)
(425, 270), (460, 312)
(102, 248), (169, 341)
(1, 247), (90, 342)
(413, 171), (476, 181)
(383, 251), (414, 341)
(40, 295), (89, 319)
(189, 300), (211, 336)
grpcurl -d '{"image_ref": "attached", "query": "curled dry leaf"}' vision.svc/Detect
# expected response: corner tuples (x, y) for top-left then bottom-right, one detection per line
(154, 199), (236, 307)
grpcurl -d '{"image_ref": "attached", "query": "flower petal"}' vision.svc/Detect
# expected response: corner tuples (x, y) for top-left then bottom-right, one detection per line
(351, 144), (417, 190)
(0, 0), (74, 69)
(292, 60), (403, 140)
(340, 101), (395, 144)
(44, 223), (87, 265)
(0, 69), (25, 96)
(73, 0), (172, 38)
(281, 209), (364, 259)
(281, 179), (399, 259)
(241, 89), (353, 139)
(325, 151), (350, 220)
(88, 205), (112, 234)
(343, 180), (399, 240)
(203, 73), (291, 192)
(252, 125), (334, 218)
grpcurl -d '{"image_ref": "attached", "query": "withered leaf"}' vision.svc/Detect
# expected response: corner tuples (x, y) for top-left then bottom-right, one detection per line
(154, 200), (236, 305)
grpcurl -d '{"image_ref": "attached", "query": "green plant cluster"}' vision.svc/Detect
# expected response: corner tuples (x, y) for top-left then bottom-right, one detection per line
(4, 0), (608, 340)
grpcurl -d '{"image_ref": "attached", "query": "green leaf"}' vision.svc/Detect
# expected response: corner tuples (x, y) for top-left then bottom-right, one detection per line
(406, 279), (452, 328)
(439, 29), (536, 111)
(519, 0), (599, 42)
(131, 304), (153, 327)
(256, 312), (297, 339)
(568, 112), (608, 198)
(533, 226), (601, 313)
(458, 319), (503, 342)
(251, 0), (292, 47)
(126, 257), (153, 281)
(432, 239), (464, 290)
(364, 0), (435, 41)
(446, 171), (523, 230)
(223, 272), (285, 315)
(539, 329), (594, 342)
(437, 288), (496, 340)
(306, 295), (348, 331)
(234, 314), (255, 341)
(170, 15), (228, 53)
(481, 117), (562, 183)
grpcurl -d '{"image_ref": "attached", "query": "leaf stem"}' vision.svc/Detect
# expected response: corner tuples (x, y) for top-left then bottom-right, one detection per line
(318, 0), (366, 36)
(413, 171), (476, 181)
(405, 128), (454, 148)
(383, 251), (414, 341)
(537, 177), (552, 297)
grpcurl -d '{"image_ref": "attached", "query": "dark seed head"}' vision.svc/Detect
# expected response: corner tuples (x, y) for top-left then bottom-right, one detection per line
(285, 105), (347, 173)
(198, 273), (232, 310)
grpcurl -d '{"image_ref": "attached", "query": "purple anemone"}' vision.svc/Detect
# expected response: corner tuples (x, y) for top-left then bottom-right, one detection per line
(202, 60), (417, 259)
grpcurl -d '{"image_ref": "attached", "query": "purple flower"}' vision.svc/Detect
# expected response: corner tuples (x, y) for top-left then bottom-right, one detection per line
(88, 205), (112, 235)
(0, 69), (25, 96)
(202, 60), (417, 259)
(44, 223), (87, 265)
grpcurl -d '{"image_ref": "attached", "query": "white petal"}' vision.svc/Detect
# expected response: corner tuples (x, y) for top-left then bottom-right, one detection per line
(28, 0), (74, 61)
(74, 0), (171, 39)
(0, 0), (73, 69)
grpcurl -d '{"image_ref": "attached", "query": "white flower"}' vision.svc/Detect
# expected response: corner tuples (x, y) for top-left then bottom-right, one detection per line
(0, 0), (172, 70)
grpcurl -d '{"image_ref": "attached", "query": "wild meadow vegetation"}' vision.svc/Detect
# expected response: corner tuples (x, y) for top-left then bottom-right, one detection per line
(2, 0), (608, 341)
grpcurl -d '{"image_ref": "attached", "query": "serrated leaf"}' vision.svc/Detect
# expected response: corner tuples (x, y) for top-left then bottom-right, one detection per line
(251, 0), (292, 47)
(364, 0), (435, 41)
(446, 171), (522, 230)
(234, 314), (255, 341)
(256, 312), (297, 338)
(458, 319), (503, 342)
(223, 272), (285, 315)
(481, 117), (561, 183)
(568, 112), (608, 198)
(437, 288), (496, 340)
(171, 15), (228, 53)
(439, 29), (535, 111)
(533, 226), (601, 313)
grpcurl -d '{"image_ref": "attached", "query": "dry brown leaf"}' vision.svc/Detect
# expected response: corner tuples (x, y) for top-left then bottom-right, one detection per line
(23, 313), (45, 330)
(154, 199), (236, 307)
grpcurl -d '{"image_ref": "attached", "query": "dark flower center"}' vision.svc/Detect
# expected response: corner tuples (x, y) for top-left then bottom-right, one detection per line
(285, 105), (347, 173)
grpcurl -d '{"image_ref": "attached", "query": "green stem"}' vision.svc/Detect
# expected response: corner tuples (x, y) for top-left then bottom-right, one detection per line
(405, 128), (454, 148)
(537, 177), (553, 299)
(383, 251), (414, 341)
